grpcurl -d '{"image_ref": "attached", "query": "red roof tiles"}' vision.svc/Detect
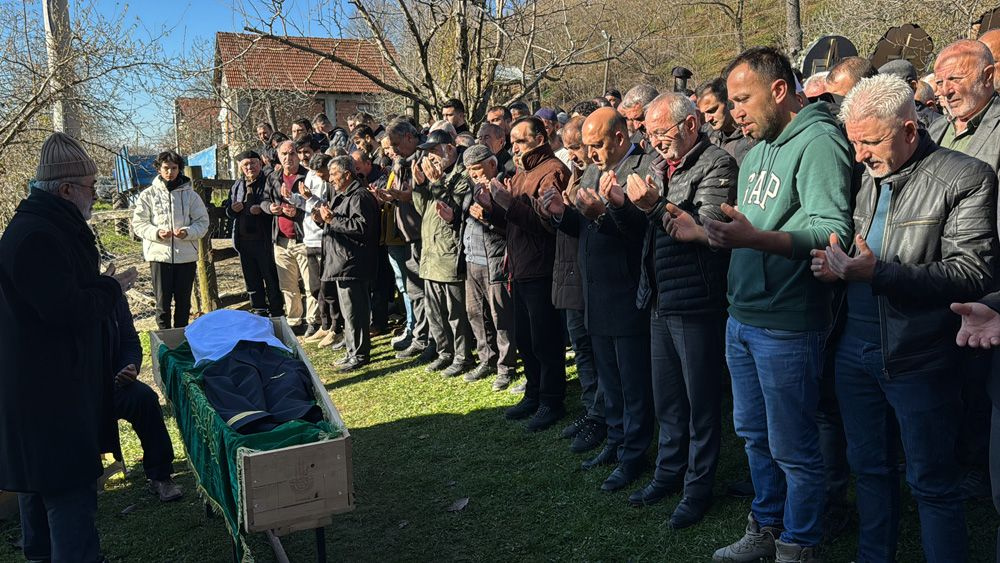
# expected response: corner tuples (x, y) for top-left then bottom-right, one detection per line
(215, 31), (395, 94)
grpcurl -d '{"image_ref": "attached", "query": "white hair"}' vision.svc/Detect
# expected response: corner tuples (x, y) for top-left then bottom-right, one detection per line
(429, 120), (457, 141)
(647, 92), (697, 123)
(32, 177), (85, 193)
(839, 74), (918, 126)
(621, 84), (660, 110)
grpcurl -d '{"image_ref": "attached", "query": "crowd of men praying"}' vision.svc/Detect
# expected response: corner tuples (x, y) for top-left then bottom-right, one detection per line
(7, 31), (1000, 563)
(212, 34), (1000, 563)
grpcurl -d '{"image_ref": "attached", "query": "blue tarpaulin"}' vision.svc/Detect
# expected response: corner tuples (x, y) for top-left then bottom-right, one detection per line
(113, 146), (157, 192)
(187, 145), (218, 179)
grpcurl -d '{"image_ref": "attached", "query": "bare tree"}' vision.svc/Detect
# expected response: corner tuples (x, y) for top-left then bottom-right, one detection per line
(0, 0), (170, 226)
(238, 0), (663, 124)
(785, 0), (802, 57)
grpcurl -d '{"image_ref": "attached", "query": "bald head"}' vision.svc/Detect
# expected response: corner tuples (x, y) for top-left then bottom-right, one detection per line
(562, 116), (590, 169)
(582, 108), (630, 171)
(981, 30), (1000, 90)
(934, 39), (996, 123)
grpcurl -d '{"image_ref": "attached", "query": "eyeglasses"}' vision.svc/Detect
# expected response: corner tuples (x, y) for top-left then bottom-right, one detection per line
(648, 120), (686, 141)
(67, 181), (96, 194)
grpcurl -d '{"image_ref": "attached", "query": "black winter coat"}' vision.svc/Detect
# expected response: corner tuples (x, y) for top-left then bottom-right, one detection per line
(226, 174), (273, 242)
(321, 180), (380, 282)
(0, 190), (122, 492)
(609, 139), (736, 316)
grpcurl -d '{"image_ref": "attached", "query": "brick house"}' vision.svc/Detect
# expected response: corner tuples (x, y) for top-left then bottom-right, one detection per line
(213, 31), (396, 160)
(174, 97), (222, 155)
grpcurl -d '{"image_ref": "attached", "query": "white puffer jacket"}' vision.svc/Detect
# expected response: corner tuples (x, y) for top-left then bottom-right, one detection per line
(132, 176), (210, 264)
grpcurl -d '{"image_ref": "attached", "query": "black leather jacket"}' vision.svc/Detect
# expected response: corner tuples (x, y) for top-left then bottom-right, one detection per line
(836, 132), (998, 376)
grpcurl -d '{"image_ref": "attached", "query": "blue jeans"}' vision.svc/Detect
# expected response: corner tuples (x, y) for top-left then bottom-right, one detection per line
(18, 485), (102, 562)
(386, 244), (414, 333)
(726, 317), (827, 546)
(835, 333), (966, 563)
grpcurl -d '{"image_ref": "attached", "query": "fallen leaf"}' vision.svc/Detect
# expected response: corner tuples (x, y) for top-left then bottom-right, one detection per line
(398, 520), (409, 529)
(446, 497), (469, 512)
(446, 480), (457, 487)
(120, 504), (136, 515)
(418, 434), (429, 439)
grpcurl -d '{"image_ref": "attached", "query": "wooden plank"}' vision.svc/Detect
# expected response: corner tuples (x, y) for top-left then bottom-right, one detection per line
(244, 439), (347, 489)
(89, 209), (133, 222)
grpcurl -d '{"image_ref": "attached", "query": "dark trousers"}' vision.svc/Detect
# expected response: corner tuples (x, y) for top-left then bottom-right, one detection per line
(565, 308), (602, 421)
(958, 351), (992, 471)
(836, 333), (966, 563)
(371, 246), (394, 331)
(649, 312), (724, 499)
(592, 333), (653, 468)
(818, 346), (850, 509)
(990, 403), (1000, 563)
(465, 263), (516, 375)
(115, 380), (174, 481)
(235, 238), (283, 317)
(337, 280), (371, 361)
(18, 485), (102, 562)
(320, 281), (343, 333)
(425, 279), (474, 364)
(404, 240), (430, 348)
(150, 261), (197, 329)
(512, 278), (566, 406)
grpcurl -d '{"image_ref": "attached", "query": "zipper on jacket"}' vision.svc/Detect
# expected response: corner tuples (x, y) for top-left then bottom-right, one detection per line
(876, 183), (893, 379)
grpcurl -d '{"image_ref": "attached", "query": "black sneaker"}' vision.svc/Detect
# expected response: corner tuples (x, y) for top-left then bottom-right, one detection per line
(290, 323), (307, 336)
(570, 418), (606, 453)
(425, 355), (453, 373)
(561, 413), (589, 439)
(504, 397), (539, 420)
(525, 404), (565, 432)
(463, 363), (494, 382)
(303, 324), (320, 338)
(492, 372), (515, 391)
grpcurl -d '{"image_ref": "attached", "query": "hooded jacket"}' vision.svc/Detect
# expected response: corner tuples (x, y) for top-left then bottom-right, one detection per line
(0, 189), (122, 492)
(132, 175), (210, 264)
(728, 101), (854, 331)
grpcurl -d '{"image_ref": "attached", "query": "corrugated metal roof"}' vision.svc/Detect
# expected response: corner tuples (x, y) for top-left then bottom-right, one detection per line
(216, 31), (396, 94)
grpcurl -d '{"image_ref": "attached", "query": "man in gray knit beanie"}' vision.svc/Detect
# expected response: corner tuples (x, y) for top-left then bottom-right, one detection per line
(0, 131), (136, 563)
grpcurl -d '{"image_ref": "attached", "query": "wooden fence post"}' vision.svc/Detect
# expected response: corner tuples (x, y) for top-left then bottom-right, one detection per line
(185, 165), (221, 313)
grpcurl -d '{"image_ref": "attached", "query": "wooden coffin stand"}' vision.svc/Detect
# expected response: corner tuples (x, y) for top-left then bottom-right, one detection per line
(150, 317), (354, 562)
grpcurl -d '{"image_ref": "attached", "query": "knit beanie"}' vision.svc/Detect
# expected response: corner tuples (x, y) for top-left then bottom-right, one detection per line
(35, 132), (98, 181)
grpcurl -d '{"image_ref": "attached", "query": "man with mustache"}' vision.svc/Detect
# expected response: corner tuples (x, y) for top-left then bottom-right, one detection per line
(812, 73), (997, 563)
(665, 47), (853, 562)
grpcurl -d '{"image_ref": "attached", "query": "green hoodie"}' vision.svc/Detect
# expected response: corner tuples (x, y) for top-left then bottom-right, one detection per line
(728, 102), (853, 331)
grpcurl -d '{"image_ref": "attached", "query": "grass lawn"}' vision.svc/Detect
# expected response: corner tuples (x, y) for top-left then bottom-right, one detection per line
(1, 331), (997, 562)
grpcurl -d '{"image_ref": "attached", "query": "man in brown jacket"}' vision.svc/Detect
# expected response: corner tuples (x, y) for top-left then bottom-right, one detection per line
(478, 116), (570, 431)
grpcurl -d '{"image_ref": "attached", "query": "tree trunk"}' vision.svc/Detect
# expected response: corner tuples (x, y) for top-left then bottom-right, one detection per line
(785, 0), (803, 59)
(43, 0), (81, 138)
(186, 165), (221, 313)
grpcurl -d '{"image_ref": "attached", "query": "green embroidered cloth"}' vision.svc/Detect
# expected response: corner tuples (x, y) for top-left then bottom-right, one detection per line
(158, 342), (340, 560)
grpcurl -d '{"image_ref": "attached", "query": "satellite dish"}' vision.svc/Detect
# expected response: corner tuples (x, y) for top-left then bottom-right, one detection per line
(800, 36), (858, 77)
(869, 24), (935, 72)
(979, 7), (1000, 34)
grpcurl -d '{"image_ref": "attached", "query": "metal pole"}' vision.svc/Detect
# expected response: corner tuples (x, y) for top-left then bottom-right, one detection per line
(43, 0), (81, 138)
